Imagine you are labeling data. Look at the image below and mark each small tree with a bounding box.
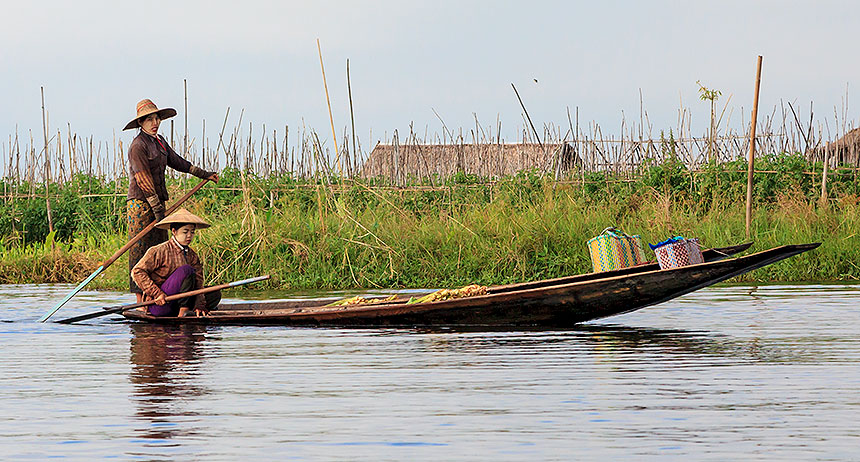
[697,80,721,163]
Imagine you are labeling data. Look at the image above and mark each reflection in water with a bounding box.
[416,324,807,364]
[577,324,804,363]
[0,284,857,459]
[128,323,211,442]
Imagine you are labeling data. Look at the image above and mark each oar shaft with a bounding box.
[57,275,270,324]
[102,178,210,268]
[109,275,270,311]
[40,178,211,322]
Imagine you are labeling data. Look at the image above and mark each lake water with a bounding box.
[1,283,859,461]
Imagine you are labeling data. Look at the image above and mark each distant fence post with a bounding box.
[820,145,830,206]
[746,56,763,238]
[40,87,54,238]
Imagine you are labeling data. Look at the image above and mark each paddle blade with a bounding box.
[38,266,104,323]
[56,305,125,325]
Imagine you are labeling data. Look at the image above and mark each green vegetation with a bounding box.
[1,154,859,289]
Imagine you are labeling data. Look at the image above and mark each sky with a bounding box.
[2,0,859,158]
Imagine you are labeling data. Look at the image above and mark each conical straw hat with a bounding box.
[123,99,177,131]
[155,208,211,230]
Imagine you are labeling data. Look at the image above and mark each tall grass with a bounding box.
[1,156,858,289]
[191,173,858,288]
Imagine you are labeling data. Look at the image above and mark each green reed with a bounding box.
[1,156,858,289]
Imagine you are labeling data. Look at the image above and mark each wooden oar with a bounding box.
[56,275,270,324]
[39,178,212,323]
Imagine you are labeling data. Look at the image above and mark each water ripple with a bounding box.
[1,284,859,460]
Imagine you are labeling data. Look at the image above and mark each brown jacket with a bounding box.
[131,238,206,312]
[127,132,211,205]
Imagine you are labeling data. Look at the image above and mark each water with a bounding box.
[1,284,859,461]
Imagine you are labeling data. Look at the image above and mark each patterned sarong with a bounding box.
[127,199,167,293]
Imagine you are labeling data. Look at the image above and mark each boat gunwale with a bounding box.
[123,243,818,323]
[210,243,753,313]
[248,243,817,319]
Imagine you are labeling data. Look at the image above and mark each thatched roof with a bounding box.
[814,127,860,166]
[361,142,579,180]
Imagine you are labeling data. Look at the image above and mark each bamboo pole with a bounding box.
[347,59,357,176]
[317,39,341,177]
[746,56,763,238]
[511,83,543,150]
[40,87,54,237]
[184,79,188,157]
[820,145,830,205]
[216,107,230,167]
[183,79,189,189]
[202,118,206,169]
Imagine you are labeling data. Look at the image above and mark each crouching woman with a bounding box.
[132,208,221,317]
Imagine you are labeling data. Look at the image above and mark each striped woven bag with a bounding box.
[587,227,646,272]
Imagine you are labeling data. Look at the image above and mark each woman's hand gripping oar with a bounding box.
[38,178,212,322]
[56,275,270,324]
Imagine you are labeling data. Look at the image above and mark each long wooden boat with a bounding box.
[121,242,816,327]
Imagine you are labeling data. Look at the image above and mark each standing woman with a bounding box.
[123,99,218,303]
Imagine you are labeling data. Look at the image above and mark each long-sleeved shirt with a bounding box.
[131,237,206,312]
[127,132,210,205]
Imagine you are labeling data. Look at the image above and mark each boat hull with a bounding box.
[122,243,816,327]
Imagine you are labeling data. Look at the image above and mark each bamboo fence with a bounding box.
[2,99,859,200]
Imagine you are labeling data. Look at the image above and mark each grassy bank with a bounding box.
[1,155,858,289]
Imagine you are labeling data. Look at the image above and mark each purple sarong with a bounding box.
[147,265,196,317]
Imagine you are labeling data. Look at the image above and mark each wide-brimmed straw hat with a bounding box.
[155,208,211,230]
[123,99,177,131]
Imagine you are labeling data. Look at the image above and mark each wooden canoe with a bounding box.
[121,242,817,327]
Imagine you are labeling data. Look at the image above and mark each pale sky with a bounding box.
[2,0,858,157]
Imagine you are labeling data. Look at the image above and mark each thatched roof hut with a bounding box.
[813,127,860,166]
[361,142,579,182]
